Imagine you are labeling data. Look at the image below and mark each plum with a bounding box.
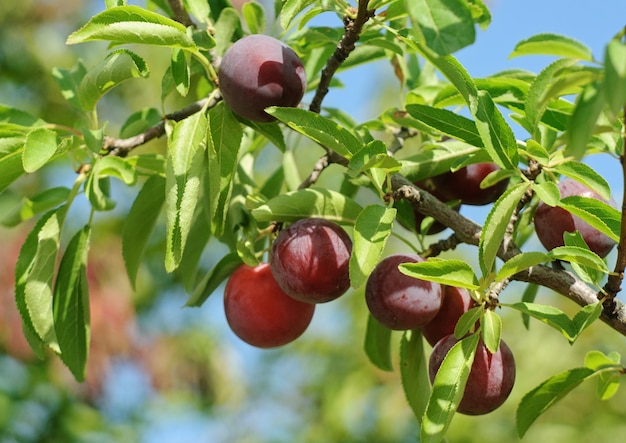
[218,34,306,122]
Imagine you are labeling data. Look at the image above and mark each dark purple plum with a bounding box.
[534,178,616,258]
[436,162,509,206]
[422,285,474,346]
[365,253,442,330]
[270,218,352,304]
[429,335,516,415]
[218,34,306,122]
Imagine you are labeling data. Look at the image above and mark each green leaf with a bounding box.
[66,5,196,48]
[2,186,71,227]
[471,90,518,169]
[399,258,479,290]
[552,161,611,201]
[165,111,208,272]
[399,140,480,182]
[85,174,115,211]
[510,33,593,60]
[350,205,396,289]
[96,155,138,185]
[604,37,626,116]
[421,333,480,443]
[405,104,483,147]
[364,314,394,372]
[559,195,620,242]
[15,208,67,354]
[478,182,531,276]
[348,141,401,176]
[207,102,243,236]
[523,139,550,164]
[565,81,605,160]
[503,302,576,340]
[516,367,596,437]
[280,0,316,30]
[267,107,362,158]
[52,62,88,111]
[547,246,609,273]
[53,226,91,381]
[213,8,241,57]
[186,252,243,307]
[481,310,501,354]
[563,231,603,284]
[171,47,190,97]
[406,0,476,56]
[120,107,162,138]
[520,283,539,329]
[252,187,363,224]
[454,306,482,338]
[0,138,26,194]
[242,1,266,34]
[400,330,430,421]
[122,175,166,288]
[23,128,58,173]
[532,181,560,206]
[79,49,150,111]
[571,302,603,341]
[496,251,550,282]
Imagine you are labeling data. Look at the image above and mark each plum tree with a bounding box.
[422,285,475,346]
[224,263,315,348]
[534,178,616,258]
[270,218,352,303]
[365,253,443,330]
[218,34,306,122]
[429,335,516,415]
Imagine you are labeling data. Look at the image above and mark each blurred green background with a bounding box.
[1,1,625,442]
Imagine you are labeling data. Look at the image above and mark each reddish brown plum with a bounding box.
[218,34,306,122]
[365,254,443,330]
[422,285,474,346]
[429,335,516,415]
[270,218,353,303]
[224,263,315,348]
[534,178,616,258]
[437,163,509,206]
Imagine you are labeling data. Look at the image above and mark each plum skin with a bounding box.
[534,178,616,258]
[365,253,443,330]
[218,34,306,122]
[224,263,315,348]
[437,162,508,206]
[422,285,474,346]
[429,335,516,415]
[270,218,353,304]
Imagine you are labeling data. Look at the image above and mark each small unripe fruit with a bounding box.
[224,263,315,348]
[365,253,443,330]
[270,218,353,303]
[218,34,306,122]
[534,178,616,258]
[429,335,516,415]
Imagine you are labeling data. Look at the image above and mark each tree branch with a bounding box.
[103,94,220,157]
[308,0,374,113]
[390,173,626,337]
[168,0,194,27]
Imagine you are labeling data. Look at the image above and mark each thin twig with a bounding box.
[309,0,374,113]
[602,105,626,314]
[103,94,221,157]
[168,0,194,27]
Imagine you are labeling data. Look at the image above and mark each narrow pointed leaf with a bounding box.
[400,330,430,421]
[400,258,479,290]
[252,187,363,224]
[186,252,243,307]
[604,37,626,116]
[53,226,91,381]
[547,246,609,273]
[571,301,603,342]
[165,111,207,272]
[496,251,550,282]
[565,81,605,160]
[364,314,394,371]
[516,367,596,437]
[503,302,576,340]
[123,175,166,288]
[481,310,501,354]
[510,33,593,60]
[552,161,611,201]
[405,104,482,147]
[350,205,396,289]
[479,182,531,276]
[23,128,58,173]
[67,5,195,48]
[559,195,620,241]
[421,333,480,442]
